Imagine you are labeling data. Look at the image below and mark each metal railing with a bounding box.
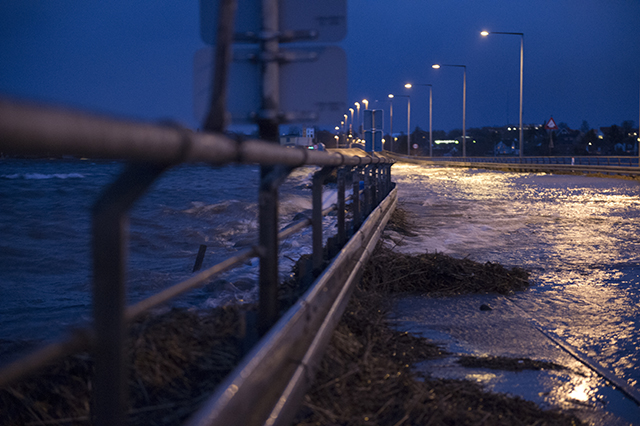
[0,98,395,425]
[385,151,640,179]
[427,155,639,167]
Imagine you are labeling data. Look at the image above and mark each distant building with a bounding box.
[280,136,314,147]
[494,141,518,155]
[305,127,315,138]
[280,126,317,148]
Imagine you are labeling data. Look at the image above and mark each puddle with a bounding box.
[390,294,640,426]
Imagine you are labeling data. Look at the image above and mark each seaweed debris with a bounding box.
[457,355,567,372]
[361,242,530,296]
[384,203,417,237]
[293,209,583,426]
[0,306,245,426]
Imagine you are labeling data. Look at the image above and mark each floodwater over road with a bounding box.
[387,163,640,424]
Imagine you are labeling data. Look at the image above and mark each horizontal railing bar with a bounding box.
[0,329,93,389]
[384,152,640,177]
[125,248,257,322]
[0,98,392,167]
[278,203,338,240]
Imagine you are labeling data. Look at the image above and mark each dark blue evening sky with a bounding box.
[1,1,639,133]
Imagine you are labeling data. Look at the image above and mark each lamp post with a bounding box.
[343,114,348,147]
[349,108,354,134]
[354,102,361,136]
[405,83,433,157]
[362,99,369,110]
[481,30,524,158]
[387,94,394,147]
[432,63,466,157]
[392,94,411,155]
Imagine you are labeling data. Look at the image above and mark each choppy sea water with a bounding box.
[0,159,337,361]
[387,163,640,423]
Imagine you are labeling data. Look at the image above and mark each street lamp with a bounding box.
[349,108,354,133]
[391,94,411,155]
[481,30,524,158]
[387,94,394,147]
[362,99,369,110]
[354,102,361,136]
[432,63,466,157]
[405,82,433,157]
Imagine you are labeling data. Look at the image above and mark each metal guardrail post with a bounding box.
[363,166,371,216]
[337,167,346,245]
[258,165,291,337]
[312,167,333,271]
[385,164,392,195]
[371,165,378,205]
[352,167,361,231]
[92,162,168,426]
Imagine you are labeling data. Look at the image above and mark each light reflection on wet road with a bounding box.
[388,163,640,424]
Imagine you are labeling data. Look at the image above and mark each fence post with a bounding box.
[92,163,167,426]
[363,165,372,216]
[312,167,332,271]
[258,165,290,337]
[337,167,346,245]
[352,167,361,231]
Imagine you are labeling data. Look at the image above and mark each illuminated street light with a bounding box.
[481,30,524,158]
[354,102,361,135]
[349,108,354,133]
[388,94,394,143]
[432,63,466,157]
[405,82,433,157]
[362,99,369,110]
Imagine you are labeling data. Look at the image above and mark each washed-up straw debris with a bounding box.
[0,306,245,426]
[293,206,584,426]
[294,288,582,425]
[457,355,567,372]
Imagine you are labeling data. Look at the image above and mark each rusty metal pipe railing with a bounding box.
[0,96,395,425]
[0,99,392,167]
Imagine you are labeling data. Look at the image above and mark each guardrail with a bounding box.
[384,151,640,179]
[0,98,395,426]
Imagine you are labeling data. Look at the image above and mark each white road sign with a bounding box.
[194,46,347,125]
[200,0,347,44]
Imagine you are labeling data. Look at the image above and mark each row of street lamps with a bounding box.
[342,29,524,157]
